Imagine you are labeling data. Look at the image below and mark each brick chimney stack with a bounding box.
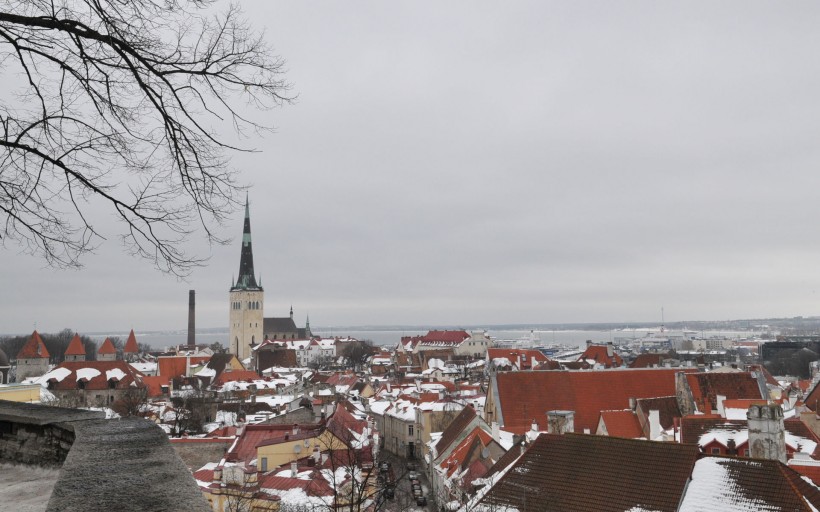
[187,290,195,348]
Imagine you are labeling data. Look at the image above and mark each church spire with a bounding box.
[232,194,261,291]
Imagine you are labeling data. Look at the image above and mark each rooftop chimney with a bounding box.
[547,410,575,434]
[747,403,786,463]
[649,410,661,440]
[187,290,195,348]
[491,421,500,443]
[291,461,298,478]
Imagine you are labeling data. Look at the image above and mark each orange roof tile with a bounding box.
[441,427,494,477]
[158,355,210,378]
[578,345,623,368]
[213,370,259,386]
[599,410,643,438]
[124,329,139,353]
[142,375,171,397]
[98,337,117,355]
[685,372,764,413]
[17,330,49,359]
[64,334,86,356]
[494,368,695,434]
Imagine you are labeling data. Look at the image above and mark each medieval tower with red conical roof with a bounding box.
[16,330,50,381]
[65,333,87,362]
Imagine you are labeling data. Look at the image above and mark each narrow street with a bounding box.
[375,450,433,512]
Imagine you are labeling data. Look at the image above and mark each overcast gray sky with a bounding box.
[3,0,820,335]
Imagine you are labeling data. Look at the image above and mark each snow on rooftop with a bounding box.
[75,367,101,381]
[129,362,156,373]
[195,366,216,378]
[106,368,127,381]
[41,367,72,383]
[679,458,782,512]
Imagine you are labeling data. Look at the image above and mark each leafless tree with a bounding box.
[0,0,291,275]
[111,385,148,417]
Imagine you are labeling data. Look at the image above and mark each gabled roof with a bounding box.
[213,370,259,386]
[599,410,643,438]
[65,334,86,356]
[124,329,139,353]
[679,456,820,511]
[493,368,694,434]
[679,416,820,456]
[629,352,674,368]
[435,406,478,455]
[439,427,495,477]
[142,375,171,397]
[487,348,551,370]
[264,317,299,334]
[42,360,145,391]
[477,433,700,512]
[158,355,210,378]
[577,344,623,368]
[423,330,470,343]
[685,372,764,413]
[17,331,49,359]
[635,396,682,431]
[98,337,117,355]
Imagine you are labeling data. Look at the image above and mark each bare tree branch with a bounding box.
[0,0,292,275]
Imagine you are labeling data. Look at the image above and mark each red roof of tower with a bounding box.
[17,331,49,359]
[124,329,139,353]
[98,337,117,355]
[64,334,86,356]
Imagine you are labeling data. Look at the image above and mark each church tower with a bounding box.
[229,197,264,361]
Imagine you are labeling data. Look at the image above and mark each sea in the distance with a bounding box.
[82,327,763,351]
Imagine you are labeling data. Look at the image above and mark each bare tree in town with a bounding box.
[0,0,291,274]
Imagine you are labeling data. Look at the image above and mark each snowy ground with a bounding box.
[0,462,60,511]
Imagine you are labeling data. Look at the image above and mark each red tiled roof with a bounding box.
[629,353,673,368]
[258,471,334,497]
[440,427,494,477]
[98,337,117,355]
[423,330,470,343]
[478,434,700,512]
[124,329,139,353]
[635,396,682,432]
[64,334,86,356]
[157,355,210,378]
[577,345,623,368]
[142,375,170,397]
[44,360,145,391]
[228,424,322,466]
[213,370,259,386]
[494,368,695,434]
[487,349,551,370]
[746,364,780,387]
[435,406,478,456]
[599,410,643,438]
[685,372,764,413]
[17,331,49,359]
[789,460,820,487]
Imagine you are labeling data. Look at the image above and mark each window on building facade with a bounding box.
[261,457,268,471]
[711,447,721,454]
[408,425,414,436]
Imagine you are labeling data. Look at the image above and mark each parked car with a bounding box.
[416,496,428,506]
